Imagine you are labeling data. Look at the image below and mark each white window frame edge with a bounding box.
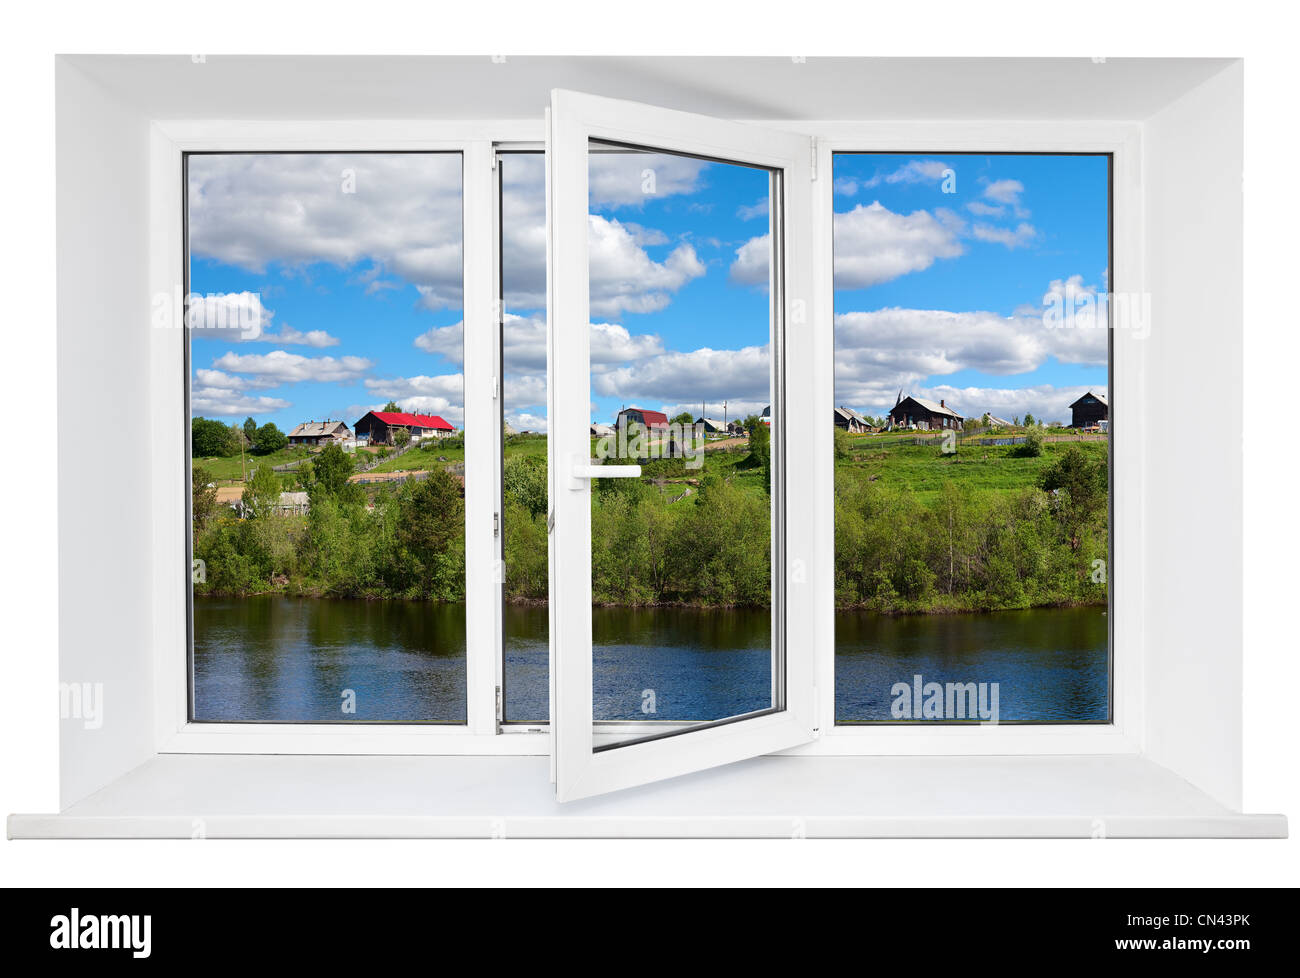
[151,117,1141,761]
[547,90,818,802]
[152,119,549,757]
[787,120,1143,757]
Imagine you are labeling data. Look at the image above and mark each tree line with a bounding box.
[192,415,288,457]
[194,436,1107,614]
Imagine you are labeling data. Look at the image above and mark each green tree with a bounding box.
[1040,445,1107,551]
[833,427,852,461]
[670,411,695,426]
[191,417,238,457]
[1023,412,1037,427]
[252,422,287,455]
[1013,428,1044,458]
[393,426,411,447]
[192,466,219,546]
[241,464,283,518]
[242,416,257,443]
[307,442,357,503]
[383,401,400,412]
[503,454,547,518]
[742,415,771,492]
[394,469,466,599]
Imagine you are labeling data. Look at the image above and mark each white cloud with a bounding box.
[193,368,276,391]
[187,153,464,309]
[187,292,339,346]
[248,323,339,347]
[832,202,965,289]
[593,344,771,404]
[188,291,272,339]
[729,233,771,286]
[836,159,951,195]
[190,389,291,417]
[831,275,1109,412]
[211,350,373,384]
[507,411,549,433]
[621,223,670,246]
[910,383,1105,428]
[588,215,705,316]
[363,374,464,421]
[415,314,663,372]
[972,222,1038,249]
[497,157,707,317]
[965,200,1004,217]
[834,308,1050,380]
[588,152,708,207]
[656,399,769,423]
[737,198,769,221]
[983,179,1025,206]
[980,178,1031,219]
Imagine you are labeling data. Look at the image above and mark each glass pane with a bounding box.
[831,152,1111,724]
[499,151,551,723]
[586,142,779,750]
[187,152,467,723]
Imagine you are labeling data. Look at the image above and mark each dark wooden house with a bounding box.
[833,406,870,432]
[1069,391,1108,428]
[887,394,964,431]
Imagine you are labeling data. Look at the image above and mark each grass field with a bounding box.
[191,444,316,483]
[835,430,1108,503]
[193,428,1106,504]
[365,439,467,473]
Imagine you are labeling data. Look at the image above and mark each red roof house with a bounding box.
[354,410,455,445]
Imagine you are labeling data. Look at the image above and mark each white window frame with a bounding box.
[547,91,818,801]
[151,117,1141,762]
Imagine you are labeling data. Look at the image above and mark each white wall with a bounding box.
[51,54,1249,811]
[56,59,156,806]
[1141,61,1244,808]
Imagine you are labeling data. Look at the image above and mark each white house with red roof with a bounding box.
[353,410,456,445]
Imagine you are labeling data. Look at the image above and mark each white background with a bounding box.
[1,0,1295,886]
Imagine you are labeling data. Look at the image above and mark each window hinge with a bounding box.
[493,512,500,538]
[810,137,818,181]
[546,509,555,535]
[495,685,503,723]
[492,374,499,399]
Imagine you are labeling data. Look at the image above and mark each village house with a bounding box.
[590,422,615,439]
[1069,391,1109,429]
[287,419,352,447]
[833,406,871,432]
[353,410,455,446]
[615,407,670,434]
[695,417,728,435]
[887,394,964,431]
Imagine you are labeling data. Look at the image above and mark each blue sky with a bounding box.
[189,149,1109,437]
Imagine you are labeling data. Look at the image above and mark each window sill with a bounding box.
[9,753,1285,839]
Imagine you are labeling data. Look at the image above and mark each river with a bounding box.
[192,597,1107,724]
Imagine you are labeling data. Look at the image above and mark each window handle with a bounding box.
[568,454,641,490]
